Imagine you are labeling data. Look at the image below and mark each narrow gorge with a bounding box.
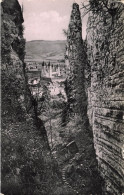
[1,0,124,195]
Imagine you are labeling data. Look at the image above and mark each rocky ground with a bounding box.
[38,89,103,195]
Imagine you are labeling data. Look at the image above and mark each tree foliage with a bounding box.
[81,0,124,19]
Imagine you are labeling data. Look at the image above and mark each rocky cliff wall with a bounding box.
[1,0,27,120]
[1,1,59,194]
[86,1,124,194]
[64,3,102,194]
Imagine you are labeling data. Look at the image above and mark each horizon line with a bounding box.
[26,39,67,42]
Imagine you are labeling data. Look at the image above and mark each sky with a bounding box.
[18,0,89,41]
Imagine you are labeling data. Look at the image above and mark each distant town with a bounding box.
[25,60,67,99]
[26,60,66,78]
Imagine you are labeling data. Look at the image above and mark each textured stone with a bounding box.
[64,3,102,194]
[87,1,124,194]
[1,1,55,194]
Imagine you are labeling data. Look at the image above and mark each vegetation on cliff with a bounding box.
[1,1,63,194]
[2,0,123,194]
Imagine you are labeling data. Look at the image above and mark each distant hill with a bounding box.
[25,40,66,62]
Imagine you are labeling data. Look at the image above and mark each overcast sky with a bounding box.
[18,0,88,41]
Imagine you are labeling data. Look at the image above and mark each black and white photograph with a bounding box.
[1,0,124,194]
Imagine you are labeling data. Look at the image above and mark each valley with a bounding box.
[1,0,124,195]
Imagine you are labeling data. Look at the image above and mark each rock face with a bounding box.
[1,0,27,124]
[65,1,124,194]
[1,1,59,194]
[65,3,102,194]
[86,1,124,194]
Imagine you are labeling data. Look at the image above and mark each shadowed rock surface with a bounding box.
[1,0,63,194]
[86,1,124,194]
